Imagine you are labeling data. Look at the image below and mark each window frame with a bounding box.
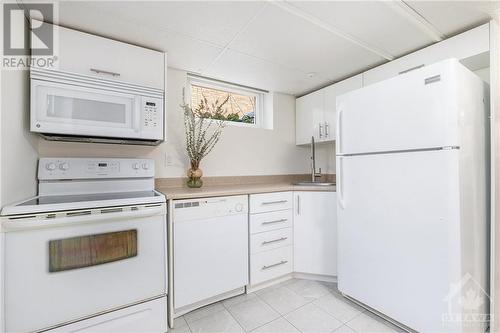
[187,75,266,128]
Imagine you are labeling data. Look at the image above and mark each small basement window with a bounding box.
[188,75,269,128]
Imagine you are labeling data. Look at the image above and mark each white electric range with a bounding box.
[0,158,168,333]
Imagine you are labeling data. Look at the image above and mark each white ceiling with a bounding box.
[26,0,500,95]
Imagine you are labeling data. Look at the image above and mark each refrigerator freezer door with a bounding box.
[336,59,462,155]
[337,149,464,332]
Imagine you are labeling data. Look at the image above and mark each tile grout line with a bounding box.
[181,279,391,333]
[245,291,285,331]
[281,295,350,333]
[252,284,338,333]
[221,298,249,332]
[256,288,317,316]
[184,302,227,327]
[231,289,301,332]
[184,318,194,333]
[251,281,344,331]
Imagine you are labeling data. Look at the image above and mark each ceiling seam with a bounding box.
[222,46,332,80]
[270,0,395,61]
[202,2,269,74]
[384,0,446,42]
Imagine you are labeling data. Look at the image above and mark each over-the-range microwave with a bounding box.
[30,68,165,145]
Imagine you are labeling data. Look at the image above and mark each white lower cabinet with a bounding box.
[293,191,337,276]
[249,192,293,286]
[248,190,337,287]
[250,246,293,285]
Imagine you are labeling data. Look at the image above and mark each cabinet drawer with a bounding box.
[250,228,292,254]
[37,22,165,89]
[47,297,167,333]
[250,210,292,234]
[250,192,293,213]
[250,246,293,285]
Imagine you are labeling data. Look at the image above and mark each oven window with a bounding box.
[49,230,137,272]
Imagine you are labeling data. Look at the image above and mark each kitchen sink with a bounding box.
[293,181,336,186]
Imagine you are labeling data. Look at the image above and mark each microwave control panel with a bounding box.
[142,98,162,129]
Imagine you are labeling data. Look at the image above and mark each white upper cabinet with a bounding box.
[33,21,165,89]
[296,89,323,145]
[296,75,363,145]
[363,23,489,86]
[296,23,489,146]
[323,74,363,143]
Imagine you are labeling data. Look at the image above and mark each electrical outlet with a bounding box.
[164,152,173,167]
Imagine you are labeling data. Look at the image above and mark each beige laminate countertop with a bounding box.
[156,182,336,200]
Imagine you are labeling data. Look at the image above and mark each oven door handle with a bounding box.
[0,204,166,232]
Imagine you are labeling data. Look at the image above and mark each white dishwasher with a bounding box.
[173,195,249,311]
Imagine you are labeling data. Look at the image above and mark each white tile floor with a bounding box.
[171,279,405,333]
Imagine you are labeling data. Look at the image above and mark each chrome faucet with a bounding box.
[311,136,322,182]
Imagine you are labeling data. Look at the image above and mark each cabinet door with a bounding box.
[363,23,489,86]
[323,75,363,142]
[33,21,165,89]
[296,90,323,145]
[293,191,337,276]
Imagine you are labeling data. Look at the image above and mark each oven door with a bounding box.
[31,79,142,139]
[2,205,167,333]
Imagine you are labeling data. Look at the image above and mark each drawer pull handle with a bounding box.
[262,260,288,270]
[90,68,121,77]
[262,218,287,225]
[262,200,288,205]
[262,237,288,245]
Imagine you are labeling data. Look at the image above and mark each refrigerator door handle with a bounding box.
[337,108,343,153]
[338,157,345,209]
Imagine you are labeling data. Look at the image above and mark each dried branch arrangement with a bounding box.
[182,92,230,170]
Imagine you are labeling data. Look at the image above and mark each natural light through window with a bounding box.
[188,75,265,127]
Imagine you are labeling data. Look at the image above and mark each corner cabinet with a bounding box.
[293,191,337,276]
[295,75,363,145]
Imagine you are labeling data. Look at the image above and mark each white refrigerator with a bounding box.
[336,58,489,333]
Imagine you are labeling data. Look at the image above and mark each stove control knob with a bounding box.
[132,163,140,170]
[142,163,149,170]
[59,162,69,171]
[235,203,243,212]
[46,162,56,171]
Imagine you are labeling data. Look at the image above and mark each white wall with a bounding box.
[475,67,491,83]
[1,67,329,206]
[1,70,39,207]
[37,67,321,176]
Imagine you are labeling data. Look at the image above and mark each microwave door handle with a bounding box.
[47,95,55,116]
[134,97,141,132]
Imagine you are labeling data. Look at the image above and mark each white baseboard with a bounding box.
[293,272,337,283]
[246,274,293,293]
[173,287,245,318]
